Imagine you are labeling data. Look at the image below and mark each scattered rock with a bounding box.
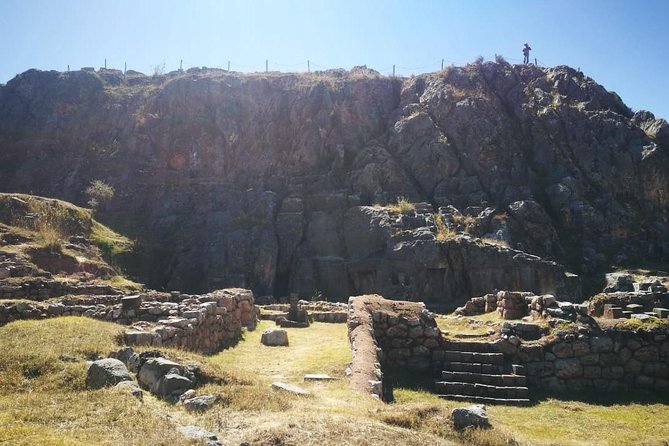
[451,404,491,430]
[261,328,289,346]
[155,373,194,401]
[86,358,131,389]
[178,425,222,446]
[110,347,135,364]
[137,357,184,391]
[179,389,197,403]
[271,382,310,396]
[115,381,144,400]
[304,374,337,381]
[183,394,221,412]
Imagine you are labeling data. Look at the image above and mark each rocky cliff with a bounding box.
[0,62,667,305]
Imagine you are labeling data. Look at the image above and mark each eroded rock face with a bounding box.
[1,64,667,301]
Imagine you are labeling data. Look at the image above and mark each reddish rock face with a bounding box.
[0,64,667,302]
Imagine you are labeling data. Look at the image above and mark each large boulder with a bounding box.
[261,328,289,346]
[155,373,194,401]
[86,358,131,389]
[137,357,184,392]
[451,404,491,430]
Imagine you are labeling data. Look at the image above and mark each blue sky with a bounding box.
[1,0,668,118]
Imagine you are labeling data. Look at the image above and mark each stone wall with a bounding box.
[348,294,669,398]
[456,290,574,320]
[0,277,122,300]
[261,301,348,323]
[514,328,669,393]
[0,288,257,354]
[347,294,445,398]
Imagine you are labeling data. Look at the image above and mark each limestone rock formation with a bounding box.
[0,63,667,305]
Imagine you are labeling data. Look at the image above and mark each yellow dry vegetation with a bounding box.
[1,318,669,445]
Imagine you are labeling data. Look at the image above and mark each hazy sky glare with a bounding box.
[1,0,668,118]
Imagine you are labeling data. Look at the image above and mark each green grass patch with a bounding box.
[616,317,669,331]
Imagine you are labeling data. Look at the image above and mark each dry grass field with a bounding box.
[1,317,668,445]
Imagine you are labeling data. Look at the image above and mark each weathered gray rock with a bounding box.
[1,65,667,305]
[110,347,135,366]
[155,373,194,400]
[451,404,491,430]
[115,380,144,400]
[261,328,289,346]
[554,358,583,379]
[178,425,222,446]
[86,358,131,389]
[183,394,220,412]
[271,382,310,396]
[590,337,613,353]
[137,357,184,391]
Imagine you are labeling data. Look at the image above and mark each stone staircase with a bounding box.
[435,340,530,405]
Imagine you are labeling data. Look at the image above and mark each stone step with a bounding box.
[442,351,505,365]
[442,362,505,374]
[654,307,669,318]
[438,394,530,406]
[441,371,526,386]
[435,381,529,399]
[441,340,499,353]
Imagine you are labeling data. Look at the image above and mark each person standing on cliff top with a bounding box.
[523,43,532,64]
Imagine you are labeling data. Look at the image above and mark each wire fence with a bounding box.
[73,54,553,79]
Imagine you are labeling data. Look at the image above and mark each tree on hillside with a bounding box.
[85,180,114,214]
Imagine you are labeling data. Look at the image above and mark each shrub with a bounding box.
[434,213,457,241]
[151,61,166,77]
[85,180,114,213]
[452,213,476,233]
[494,54,509,65]
[387,197,416,214]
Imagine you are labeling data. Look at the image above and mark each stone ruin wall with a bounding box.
[347,294,446,398]
[348,294,669,397]
[513,329,669,393]
[261,302,348,323]
[0,278,123,300]
[0,288,257,354]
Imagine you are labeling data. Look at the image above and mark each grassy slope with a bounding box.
[1,318,668,445]
[0,193,142,292]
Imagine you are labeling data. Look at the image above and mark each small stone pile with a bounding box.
[88,347,223,409]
